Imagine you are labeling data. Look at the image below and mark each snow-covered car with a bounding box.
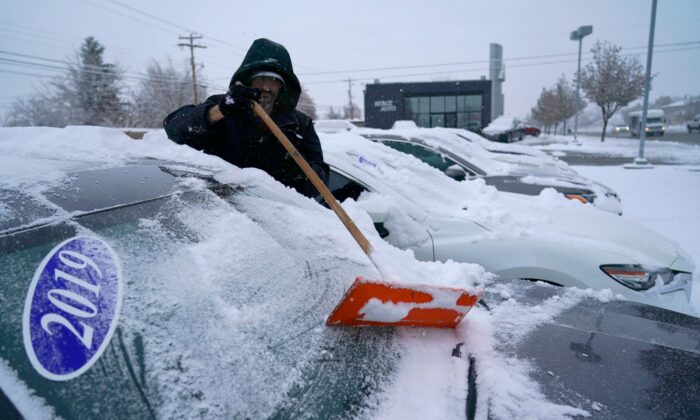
[2,127,699,418]
[356,127,622,215]
[0,126,486,418]
[481,116,524,142]
[320,132,696,316]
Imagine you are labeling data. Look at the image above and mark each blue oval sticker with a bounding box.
[23,236,122,381]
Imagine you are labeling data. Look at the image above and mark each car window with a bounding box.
[319,170,368,203]
[380,140,475,175]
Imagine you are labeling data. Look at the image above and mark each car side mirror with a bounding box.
[445,164,467,181]
[355,195,392,223]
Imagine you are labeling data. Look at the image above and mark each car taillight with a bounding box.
[564,193,595,203]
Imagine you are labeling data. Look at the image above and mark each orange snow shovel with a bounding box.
[247,89,481,328]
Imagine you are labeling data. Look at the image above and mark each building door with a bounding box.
[430,113,457,128]
[430,114,445,127]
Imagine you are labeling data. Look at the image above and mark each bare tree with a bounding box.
[552,75,578,134]
[129,58,198,128]
[531,75,580,135]
[580,41,645,142]
[297,86,317,119]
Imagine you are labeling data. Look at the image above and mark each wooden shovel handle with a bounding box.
[246,93,373,256]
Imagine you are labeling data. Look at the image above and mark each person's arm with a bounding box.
[163,95,224,149]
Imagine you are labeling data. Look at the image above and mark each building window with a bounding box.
[406,94,483,129]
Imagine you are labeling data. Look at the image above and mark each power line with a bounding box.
[106,0,247,54]
[0,50,206,85]
[298,40,700,77]
[302,45,700,86]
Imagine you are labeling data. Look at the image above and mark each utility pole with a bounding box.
[178,33,206,103]
[347,77,354,120]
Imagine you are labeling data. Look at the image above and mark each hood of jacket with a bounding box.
[230,38,302,115]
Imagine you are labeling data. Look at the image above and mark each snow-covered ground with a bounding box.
[523,133,700,164]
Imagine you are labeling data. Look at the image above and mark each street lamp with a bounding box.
[570,25,593,141]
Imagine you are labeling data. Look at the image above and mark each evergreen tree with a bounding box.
[6,36,126,127]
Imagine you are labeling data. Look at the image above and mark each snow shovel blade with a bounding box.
[326,277,481,328]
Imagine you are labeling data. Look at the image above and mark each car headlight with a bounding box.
[600,265,689,292]
[601,265,657,291]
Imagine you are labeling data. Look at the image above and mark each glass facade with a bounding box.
[405,94,483,129]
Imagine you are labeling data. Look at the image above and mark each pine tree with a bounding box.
[6,36,126,127]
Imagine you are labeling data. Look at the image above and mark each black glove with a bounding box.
[218,85,261,117]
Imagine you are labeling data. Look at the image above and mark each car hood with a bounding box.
[477,194,689,269]
[478,281,700,419]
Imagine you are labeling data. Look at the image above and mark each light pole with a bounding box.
[570,25,593,141]
[634,0,658,166]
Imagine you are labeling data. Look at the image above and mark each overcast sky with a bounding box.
[1,0,699,120]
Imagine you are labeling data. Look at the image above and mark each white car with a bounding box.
[320,132,696,316]
[356,126,623,215]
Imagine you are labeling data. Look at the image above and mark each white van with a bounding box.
[627,109,666,137]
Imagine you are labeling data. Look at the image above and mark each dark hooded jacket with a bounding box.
[163,38,328,197]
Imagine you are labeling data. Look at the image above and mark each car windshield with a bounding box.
[0,172,397,418]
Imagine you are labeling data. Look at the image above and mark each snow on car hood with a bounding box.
[321,132,687,268]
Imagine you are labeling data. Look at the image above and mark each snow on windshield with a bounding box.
[0,358,56,420]
[1,126,493,417]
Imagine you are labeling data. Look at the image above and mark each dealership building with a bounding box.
[364,43,505,130]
